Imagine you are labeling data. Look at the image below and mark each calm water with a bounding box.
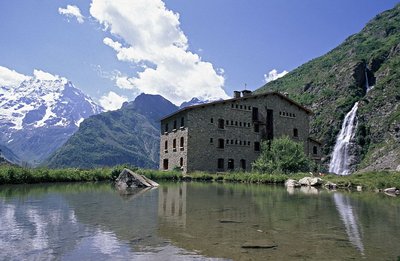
[0,182,399,261]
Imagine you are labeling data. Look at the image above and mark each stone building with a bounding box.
[159,91,321,173]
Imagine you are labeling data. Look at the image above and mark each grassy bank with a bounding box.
[0,165,399,191]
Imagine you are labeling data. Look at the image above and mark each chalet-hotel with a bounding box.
[159,90,321,173]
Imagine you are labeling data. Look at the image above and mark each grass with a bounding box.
[0,165,399,191]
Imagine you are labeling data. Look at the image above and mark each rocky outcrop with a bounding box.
[298,177,323,186]
[115,168,159,190]
[285,179,300,187]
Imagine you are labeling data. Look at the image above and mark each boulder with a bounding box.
[285,179,300,187]
[115,168,159,190]
[310,177,323,186]
[299,177,322,186]
[299,177,312,186]
[325,181,337,189]
[384,187,399,195]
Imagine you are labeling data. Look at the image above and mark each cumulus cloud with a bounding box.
[90,0,228,105]
[99,91,128,111]
[264,69,288,83]
[58,5,85,24]
[0,66,30,87]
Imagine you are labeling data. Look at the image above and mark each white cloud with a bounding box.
[58,5,85,24]
[0,66,30,87]
[33,69,67,83]
[99,91,128,111]
[90,0,228,105]
[264,69,288,83]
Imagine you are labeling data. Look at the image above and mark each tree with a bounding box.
[252,136,312,174]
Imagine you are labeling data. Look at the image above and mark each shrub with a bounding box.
[252,136,312,174]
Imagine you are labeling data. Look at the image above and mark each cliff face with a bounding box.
[256,4,400,172]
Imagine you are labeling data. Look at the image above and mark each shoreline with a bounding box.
[0,165,399,193]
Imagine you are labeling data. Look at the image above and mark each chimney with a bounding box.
[233,91,241,98]
[242,90,252,97]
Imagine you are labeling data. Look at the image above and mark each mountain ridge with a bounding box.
[45,93,178,169]
[255,3,400,172]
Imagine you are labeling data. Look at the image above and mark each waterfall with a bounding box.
[365,68,373,93]
[329,102,359,175]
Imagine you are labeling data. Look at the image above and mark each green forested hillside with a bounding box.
[256,4,400,172]
[45,94,177,169]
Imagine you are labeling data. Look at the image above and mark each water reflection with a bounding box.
[0,183,399,260]
[333,193,365,255]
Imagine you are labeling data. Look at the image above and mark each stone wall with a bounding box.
[160,93,318,173]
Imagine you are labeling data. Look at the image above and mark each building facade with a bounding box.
[159,91,322,173]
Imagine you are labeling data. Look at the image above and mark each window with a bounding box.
[180,137,184,149]
[293,128,298,138]
[163,159,169,170]
[254,123,259,132]
[180,117,184,127]
[218,138,225,149]
[235,140,238,145]
[226,120,229,125]
[248,123,251,127]
[218,118,225,129]
[235,121,238,126]
[231,139,234,144]
[173,120,177,130]
[210,118,214,123]
[231,104,234,108]
[235,104,238,109]
[180,157,184,167]
[240,159,246,170]
[252,107,259,121]
[226,139,229,144]
[231,120,234,125]
[210,138,214,143]
[313,146,318,155]
[254,142,260,152]
[240,105,243,109]
[217,158,224,170]
[239,140,242,145]
[227,159,234,170]
[173,139,177,151]
[248,141,251,146]
[165,123,169,132]
[164,140,168,151]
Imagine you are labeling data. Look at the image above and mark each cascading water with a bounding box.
[329,102,359,175]
[329,66,373,175]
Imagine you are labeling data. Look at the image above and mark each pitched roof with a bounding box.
[161,91,313,121]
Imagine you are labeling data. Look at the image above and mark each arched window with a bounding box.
[180,137,184,150]
[164,140,168,151]
[173,139,176,151]
[180,157,183,167]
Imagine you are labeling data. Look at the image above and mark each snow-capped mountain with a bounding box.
[0,72,103,165]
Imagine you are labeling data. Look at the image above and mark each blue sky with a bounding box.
[0,0,398,109]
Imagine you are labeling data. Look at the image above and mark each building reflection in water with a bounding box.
[333,193,365,255]
[158,183,187,227]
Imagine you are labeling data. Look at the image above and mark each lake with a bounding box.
[0,182,399,260]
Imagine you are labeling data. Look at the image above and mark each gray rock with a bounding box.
[285,179,300,187]
[242,239,277,249]
[299,177,312,186]
[384,187,399,195]
[310,177,323,186]
[325,181,337,189]
[116,168,159,189]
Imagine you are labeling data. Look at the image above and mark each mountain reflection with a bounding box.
[333,193,365,255]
